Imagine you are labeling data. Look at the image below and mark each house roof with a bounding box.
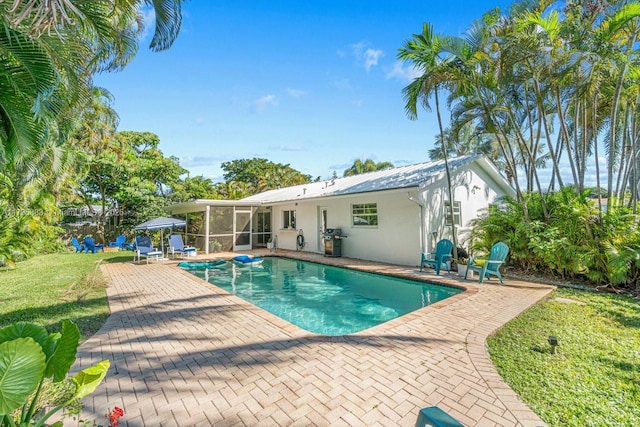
[240,154,512,204]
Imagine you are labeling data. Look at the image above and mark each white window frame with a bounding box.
[283,210,296,229]
[351,203,378,227]
[444,201,461,226]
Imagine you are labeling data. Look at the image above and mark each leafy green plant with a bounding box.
[0,320,109,426]
[471,188,640,291]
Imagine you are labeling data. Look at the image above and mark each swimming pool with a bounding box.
[180,257,461,335]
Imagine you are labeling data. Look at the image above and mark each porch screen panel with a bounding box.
[186,212,205,251]
[209,207,234,251]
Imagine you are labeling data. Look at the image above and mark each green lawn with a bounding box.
[0,251,130,339]
[487,288,640,427]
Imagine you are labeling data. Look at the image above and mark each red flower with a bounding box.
[106,406,124,427]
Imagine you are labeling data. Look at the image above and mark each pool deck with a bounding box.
[73,250,554,426]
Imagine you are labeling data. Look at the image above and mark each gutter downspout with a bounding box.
[408,195,426,255]
[205,205,210,255]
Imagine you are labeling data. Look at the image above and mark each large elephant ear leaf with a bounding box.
[0,322,49,348]
[71,360,110,400]
[0,338,46,415]
[47,320,80,382]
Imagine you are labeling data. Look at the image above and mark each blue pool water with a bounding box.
[180,257,461,335]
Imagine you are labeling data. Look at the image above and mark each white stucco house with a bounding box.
[166,155,515,267]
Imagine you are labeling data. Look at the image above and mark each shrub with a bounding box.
[470,188,640,291]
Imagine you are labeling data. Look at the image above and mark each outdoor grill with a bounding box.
[322,228,345,257]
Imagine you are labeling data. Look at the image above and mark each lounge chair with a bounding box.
[420,239,453,275]
[133,235,163,263]
[83,237,104,253]
[465,241,509,284]
[71,237,84,253]
[108,235,127,249]
[167,234,197,258]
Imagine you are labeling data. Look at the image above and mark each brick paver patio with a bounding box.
[73,251,553,426]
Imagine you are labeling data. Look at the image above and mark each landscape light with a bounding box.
[548,335,559,354]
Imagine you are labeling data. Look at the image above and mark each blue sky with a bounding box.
[95,1,515,182]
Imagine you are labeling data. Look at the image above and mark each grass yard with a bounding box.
[0,251,130,339]
[488,288,640,427]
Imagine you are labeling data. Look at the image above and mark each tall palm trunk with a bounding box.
[608,31,637,204]
[434,90,458,260]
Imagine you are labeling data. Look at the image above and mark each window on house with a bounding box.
[444,201,461,226]
[283,210,296,229]
[352,203,378,226]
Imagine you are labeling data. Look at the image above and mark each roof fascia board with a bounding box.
[258,185,421,206]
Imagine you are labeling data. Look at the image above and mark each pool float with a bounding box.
[232,255,264,266]
[177,260,227,269]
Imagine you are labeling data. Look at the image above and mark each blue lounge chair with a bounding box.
[133,235,163,263]
[83,237,104,253]
[465,241,509,284]
[167,234,197,258]
[71,237,84,253]
[420,239,453,275]
[108,235,127,249]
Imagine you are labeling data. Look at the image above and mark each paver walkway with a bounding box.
[73,252,553,426]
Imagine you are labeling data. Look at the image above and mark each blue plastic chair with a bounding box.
[71,237,84,253]
[420,239,453,275]
[108,235,126,249]
[416,406,463,427]
[465,242,509,284]
[83,237,104,253]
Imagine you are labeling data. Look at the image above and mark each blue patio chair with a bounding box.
[108,235,127,249]
[465,241,509,284]
[167,234,197,258]
[83,237,104,253]
[133,235,163,263]
[71,237,84,253]
[121,240,135,251]
[420,239,453,275]
[416,406,463,427]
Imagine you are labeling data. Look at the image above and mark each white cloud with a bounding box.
[139,6,156,43]
[346,42,384,71]
[268,144,306,152]
[331,78,352,90]
[363,48,384,72]
[286,88,307,98]
[386,61,422,82]
[180,156,220,167]
[253,94,279,112]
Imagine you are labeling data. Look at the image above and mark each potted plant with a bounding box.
[267,238,275,250]
[212,240,222,253]
[455,258,473,278]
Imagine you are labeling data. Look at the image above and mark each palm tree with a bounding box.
[343,159,394,176]
[398,22,460,258]
[0,0,183,169]
[2,0,183,52]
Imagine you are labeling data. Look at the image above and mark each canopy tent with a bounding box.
[133,216,187,253]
